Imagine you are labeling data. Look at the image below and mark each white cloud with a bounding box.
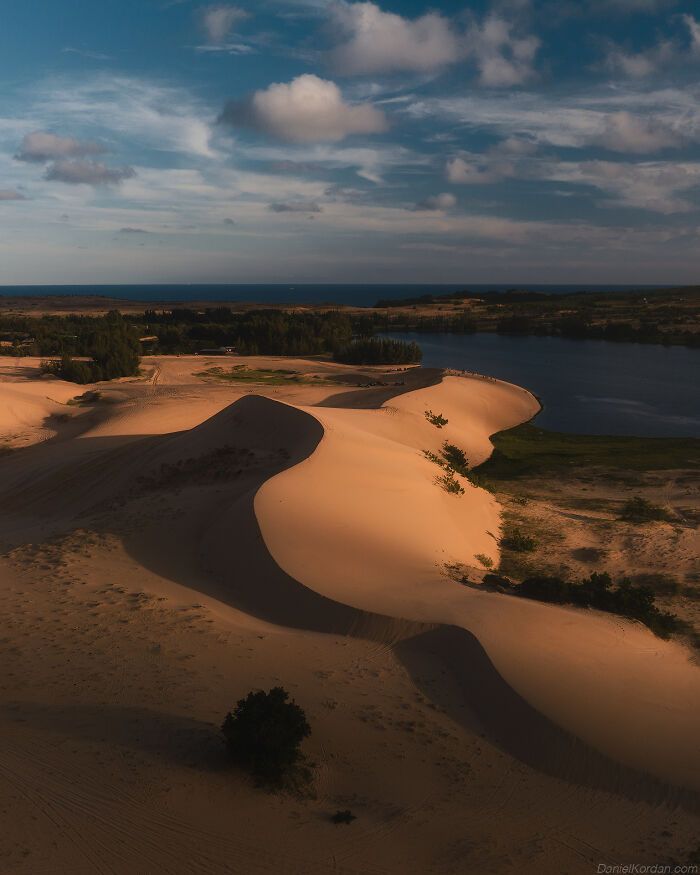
[33,77,218,159]
[683,15,700,54]
[329,2,462,75]
[594,111,682,152]
[406,86,700,153]
[45,159,135,185]
[219,74,388,143]
[542,159,700,214]
[16,131,105,163]
[269,201,323,213]
[602,40,674,77]
[201,5,248,45]
[413,192,456,211]
[0,189,25,201]
[446,152,518,184]
[466,15,540,87]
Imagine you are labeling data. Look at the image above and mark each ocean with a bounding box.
[0,283,672,308]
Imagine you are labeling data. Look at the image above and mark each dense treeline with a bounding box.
[333,337,422,365]
[38,311,140,383]
[373,287,700,347]
[1,307,423,371]
[137,308,355,356]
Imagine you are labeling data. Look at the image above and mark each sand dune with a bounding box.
[257,377,700,794]
[0,355,698,873]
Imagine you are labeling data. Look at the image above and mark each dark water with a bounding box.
[0,283,669,307]
[391,332,700,437]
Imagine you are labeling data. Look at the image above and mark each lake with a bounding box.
[389,332,700,437]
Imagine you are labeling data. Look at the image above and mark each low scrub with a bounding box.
[500,528,538,553]
[620,496,672,523]
[441,442,468,476]
[515,572,680,639]
[436,472,465,495]
[425,410,448,428]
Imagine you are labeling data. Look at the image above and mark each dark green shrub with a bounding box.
[518,575,571,603]
[425,410,448,428]
[516,572,680,639]
[331,810,356,825]
[436,472,465,495]
[222,687,311,783]
[441,442,468,476]
[500,528,538,552]
[620,496,671,523]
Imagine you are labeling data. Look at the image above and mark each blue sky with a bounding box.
[1,0,700,284]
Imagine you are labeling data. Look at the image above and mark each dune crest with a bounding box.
[256,375,700,794]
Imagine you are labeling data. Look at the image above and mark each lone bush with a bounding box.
[331,810,356,825]
[425,410,448,428]
[222,687,311,783]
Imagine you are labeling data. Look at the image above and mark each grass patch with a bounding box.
[196,366,331,386]
[620,496,673,523]
[500,527,538,552]
[476,423,700,481]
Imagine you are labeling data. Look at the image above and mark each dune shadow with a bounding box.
[0,702,228,771]
[397,626,700,811]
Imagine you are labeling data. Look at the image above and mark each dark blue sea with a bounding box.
[0,283,671,307]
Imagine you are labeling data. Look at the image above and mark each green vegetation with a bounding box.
[474,553,494,569]
[436,471,465,495]
[196,366,331,386]
[620,496,673,523]
[441,442,468,476]
[513,572,680,639]
[373,286,700,348]
[500,527,538,552]
[331,810,356,825]
[222,687,311,785]
[39,311,140,383]
[425,410,448,428]
[476,423,700,481]
[333,336,421,365]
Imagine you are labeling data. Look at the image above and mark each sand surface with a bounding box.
[0,354,698,874]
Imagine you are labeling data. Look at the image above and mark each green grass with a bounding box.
[196,366,331,386]
[476,423,700,479]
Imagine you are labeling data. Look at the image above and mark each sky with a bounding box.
[1,0,700,285]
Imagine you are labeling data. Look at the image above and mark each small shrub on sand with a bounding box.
[436,472,465,495]
[441,442,469,476]
[425,410,448,428]
[474,553,494,569]
[500,528,538,553]
[222,687,310,784]
[620,496,672,523]
[331,810,356,825]
[516,572,680,638]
